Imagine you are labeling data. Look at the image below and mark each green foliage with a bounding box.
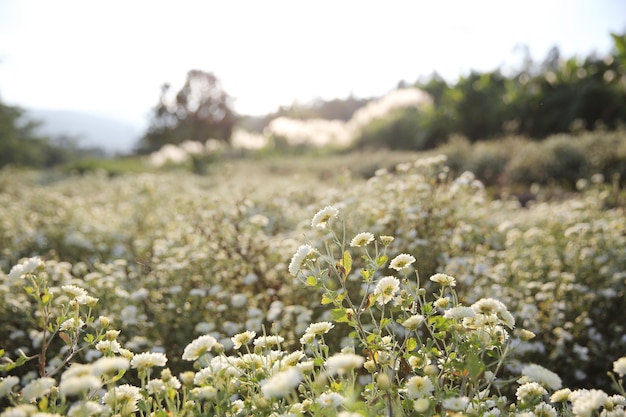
[136,70,237,154]
[366,34,626,151]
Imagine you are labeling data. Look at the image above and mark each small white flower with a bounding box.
[316,391,345,407]
[402,314,425,330]
[305,321,334,336]
[61,285,88,298]
[389,253,416,271]
[613,356,626,377]
[288,244,317,276]
[253,335,284,348]
[59,317,85,332]
[570,389,609,417]
[350,232,375,247]
[405,375,434,399]
[92,357,130,376]
[8,257,44,279]
[231,331,256,349]
[21,377,56,402]
[374,276,400,306]
[442,396,469,411]
[516,382,548,403]
[550,388,572,403]
[102,384,142,413]
[67,401,103,417]
[130,352,167,370]
[430,273,457,287]
[261,367,302,399]
[0,376,20,398]
[520,363,562,390]
[311,206,339,228]
[325,353,365,376]
[182,335,217,361]
[95,340,121,354]
[444,306,476,321]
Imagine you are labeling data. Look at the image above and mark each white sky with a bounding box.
[0,0,625,128]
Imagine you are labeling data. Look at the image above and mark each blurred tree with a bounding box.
[135,70,237,154]
[0,99,48,168]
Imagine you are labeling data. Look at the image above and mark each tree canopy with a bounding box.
[135,70,237,154]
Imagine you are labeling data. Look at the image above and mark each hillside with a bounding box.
[27,109,144,154]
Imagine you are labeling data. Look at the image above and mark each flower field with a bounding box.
[1,154,625,416]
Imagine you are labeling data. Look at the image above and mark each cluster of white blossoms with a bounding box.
[7,256,44,280]
[300,321,334,344]
[264,88,432,148]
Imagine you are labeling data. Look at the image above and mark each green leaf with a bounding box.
[110,369,127,383]
[360,268,371,281]
[465,351,486,381]
[342,250,352,275]
[406,337,418,352]
[321,294,334,305]
[306,275,317,286]
[331,308,348,323]
[376,255,388,267]
[41,294,52,305]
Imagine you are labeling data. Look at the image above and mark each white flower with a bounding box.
[59,317,85,332]
[350,232,375,247]
[305,321,334,336]
[472,297,507,314]
[288,244,317,276]
[613,356,626,377]
[413,397,431,413]
[325,353,365,376]
[67,401,103,417]
[261,367,302,399]
[570,389,609,417]
[0,376,20,398]
[102,384,142,413]
[429,273,456,287]
[389,253,416,271]
[405,375,434,399]
[402,314,426,330]
[182,335,217,361]
[61,285,88,298]
[516,382,548,403]
[59,372,101,397]
[190,386,217,400]
[550,388,572,403]
[316,391,345,407]
[231,331,256,349]
[534,403,557,417]
[2,405,38,416]
[130,352,167,370]
[442,396,469,411]
[311,206,339,228]
[21,377,56,402]
[520,363,562,390]
[444,306,476,320]
[253,335,284,348]
[92,357,130,376]
[8,256,44,279]
[146,379,166,395]
[374,276,400,306]
[95,340,121,354]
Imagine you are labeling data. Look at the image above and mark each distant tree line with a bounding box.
[353,33,626,151]
[2,33,625,169]
[0,100,102,169]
